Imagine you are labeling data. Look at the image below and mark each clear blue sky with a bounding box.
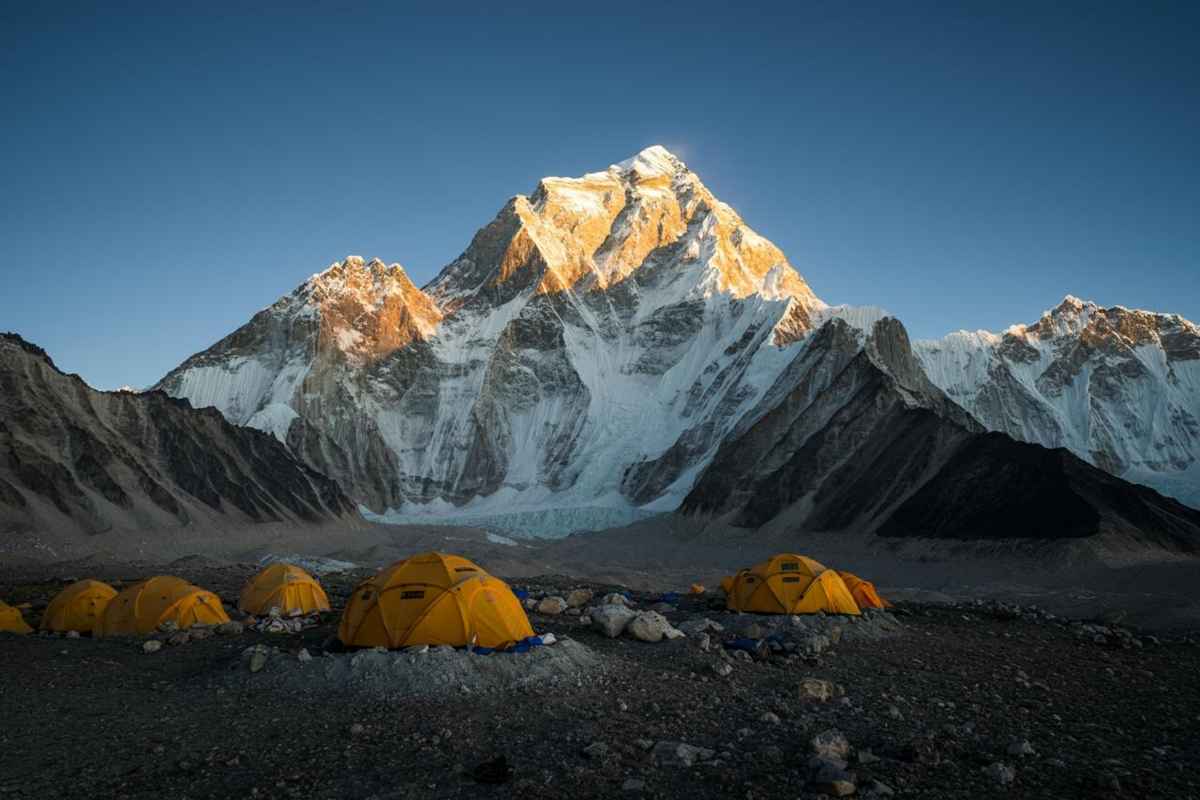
[3,2,1197,390]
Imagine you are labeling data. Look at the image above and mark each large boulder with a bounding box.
[627,611,681,643]
[566,589,594,608]
[590,604,637,638]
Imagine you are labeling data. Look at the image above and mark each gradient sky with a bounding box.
[3,2,1198,389]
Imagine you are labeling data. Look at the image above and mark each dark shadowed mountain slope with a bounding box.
[0,334,358,537]
[683,318,1200,552]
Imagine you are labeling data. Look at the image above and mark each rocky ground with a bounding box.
[1,562,1199,799]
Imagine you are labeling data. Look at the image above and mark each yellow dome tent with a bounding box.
[726,554,861,616]
[838,571,890,610]
[338,552,535,650]
[41,579,117,633]
[1,599,33,635]
[93,576,230,637]
[239,563,331,616]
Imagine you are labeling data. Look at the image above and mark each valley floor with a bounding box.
[2,559,1200,799]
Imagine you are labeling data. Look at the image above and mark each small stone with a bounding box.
[167,631,191,647]
[886,704,903,720]
[246,645,268,673]
[809,756,856,796]
[856,748,880,765]
[621,778,645,792]
[799,677,836,702]
[635,739,654,751]
[157,620,179,634]
[798,634,831,655]
[652,741,714,767]
[142,640,163,653]
[759,711,781,725]
[862,779,895,797]
[677,618,724,636]
[216,621,244,636]
[565,588,594,608]
[582,741,611,760]
[189,627,213,641]
[349,723,365,736]
[1007,739,1035,757]
[268,606,282,619]
[713,662,733,677]
[696,632,712,652]
[600,592,630,607]
[983,762,1016,785]
[537,596,567,615]
[297,648,312,662]
[810,729,850,761]
[65,630,80,639]
[522,598,537,611]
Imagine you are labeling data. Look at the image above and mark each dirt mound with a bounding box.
[229,638,606,700]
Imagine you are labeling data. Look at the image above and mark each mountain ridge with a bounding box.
[915,295,1200,507]
[152,147,1200,533]
[0,332,358,538]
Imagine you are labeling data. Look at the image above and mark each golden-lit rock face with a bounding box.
[306,256,443,363]
[428,145,823,318]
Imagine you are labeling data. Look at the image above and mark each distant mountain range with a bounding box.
[5,146,1196,553]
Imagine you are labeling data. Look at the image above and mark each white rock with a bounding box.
[590,604,637,638]
[627,611,674,643]
[142,640,163,653]
[297,648,312,662]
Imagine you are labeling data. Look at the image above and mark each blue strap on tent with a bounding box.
[513,589,529,600]
[467,634,547,656]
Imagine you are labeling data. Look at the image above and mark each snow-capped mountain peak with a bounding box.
[612,144,685,178]
[425,146,823,315]
[914,299,1200,507]
[157,149,845,531]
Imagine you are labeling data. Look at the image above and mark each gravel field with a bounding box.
[2,562,1198,799]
